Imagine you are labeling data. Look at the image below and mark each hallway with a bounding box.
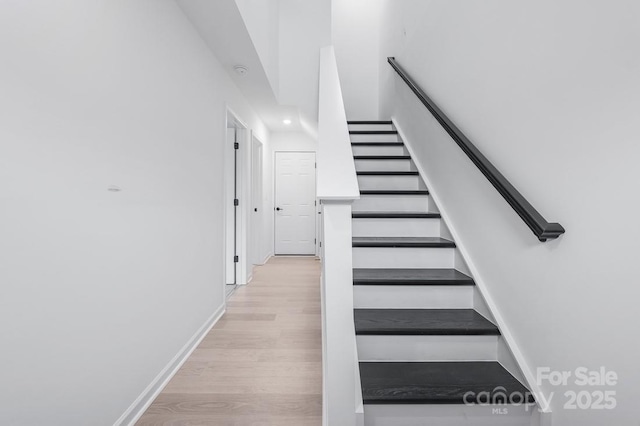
[137,257,322,425]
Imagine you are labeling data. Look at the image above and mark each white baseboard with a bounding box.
[113,304,226,426]
[259,252,273,265]
[244,253,274,285]
[392,118,551,422]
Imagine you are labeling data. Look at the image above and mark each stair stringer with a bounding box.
[392,118,552,425]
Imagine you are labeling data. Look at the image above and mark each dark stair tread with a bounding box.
[348,120,393,125]
[353,268,474,286]
[352,237,455,248]
[360,362,534,405]
[352,212,441,219]
[351,142,404,146]
[356,171,419,176]
[354,309,499,335]
[354,155,410,160]
[350,130,398,134]
[360,190,428,195]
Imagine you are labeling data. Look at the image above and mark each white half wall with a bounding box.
[0,1,268,424]
[378,1,640,425]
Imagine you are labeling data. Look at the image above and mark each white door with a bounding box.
[275,152,316,255]
[251,137,263,265]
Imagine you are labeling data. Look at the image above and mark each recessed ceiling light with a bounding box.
[233,65,248,76]
[283,119,292,125]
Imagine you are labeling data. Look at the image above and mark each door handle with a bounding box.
[276,207,282,211]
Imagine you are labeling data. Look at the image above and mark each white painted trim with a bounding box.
[354,334,365,426]
[259,253,273,265]
[317,46,359,201]
[319,195,361,201]
[246,252,273,286]
[225,106,252,286]
[114,304,226,426]
[393,118,551,418]
[320,202,358,426]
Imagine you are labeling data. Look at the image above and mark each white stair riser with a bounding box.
[354,285,473,309]
[351,133,399,142]
[353,247,455,269]
[355,159,412,171]
[357,335,499,362]
[352,145,406,156]
[352,218,440,237]
[351,139,404,145]
[364,404,534,426]
[348,124,395,131]
[352,195,430,212]
[357,175,421,190]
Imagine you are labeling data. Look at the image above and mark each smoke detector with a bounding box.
[233,65,248,76]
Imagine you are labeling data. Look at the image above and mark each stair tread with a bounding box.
[354,155,410,160]
[360,189,428,195]
[353,268,474,285]
[354,309,499,335]
[359,361,534,404]
[350,130,398,134]
[356,171,419,176]
[352,212,441,219]
[351,142,404,146]
[353,237,455,248]
[348,120,393,125]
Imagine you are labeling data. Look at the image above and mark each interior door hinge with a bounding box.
[314,238,316,244]
[315,162,317,169]
[234,255,239,263]
[234,142,239,149]
[234,199,239,206]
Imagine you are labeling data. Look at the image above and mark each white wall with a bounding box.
[378,1,640,425]
[278,0,331,126]
[271,131,319,153]
[331,0,382,120]
[0,1,268,424]
[234,0,280,97]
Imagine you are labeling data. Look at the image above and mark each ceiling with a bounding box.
[175,0,314,134]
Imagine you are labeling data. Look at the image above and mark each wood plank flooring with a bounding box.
[137,256,322,426]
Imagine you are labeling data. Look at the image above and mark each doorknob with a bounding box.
[276,207,282,211]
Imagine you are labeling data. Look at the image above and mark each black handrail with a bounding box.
[388,57,564,242]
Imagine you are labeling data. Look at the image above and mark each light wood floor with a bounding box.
[137,256,322,426]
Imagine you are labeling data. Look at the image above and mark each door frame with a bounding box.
[273,150,318,256]
[224,107,250,286]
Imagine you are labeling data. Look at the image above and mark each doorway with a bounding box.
[225,112,248,295]
[274,151,316,255]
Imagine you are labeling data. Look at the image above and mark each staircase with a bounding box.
[348,121,536,426]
